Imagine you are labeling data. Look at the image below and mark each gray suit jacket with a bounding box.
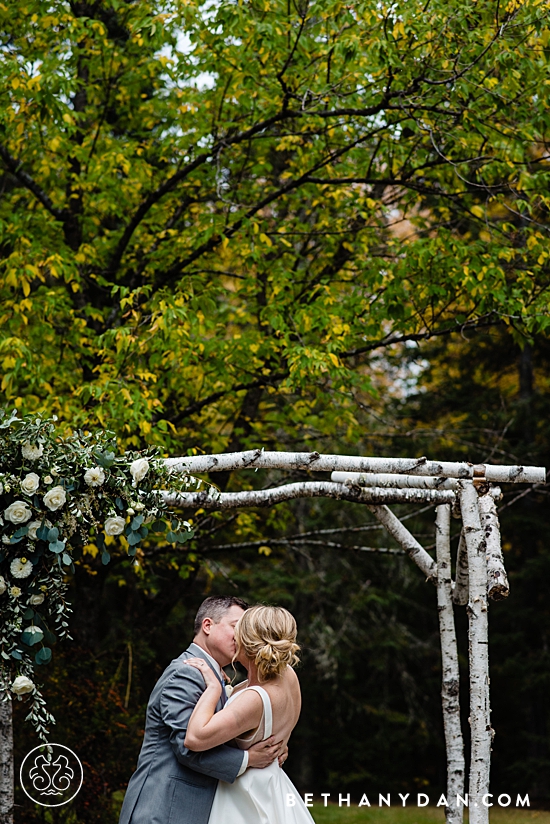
[119,644,244,824]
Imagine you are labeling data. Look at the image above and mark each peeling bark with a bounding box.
[453,531,469,606]
[0,699,13,824]
[459,482,492,824]
[436,505,465,824]
[478,493,509,601]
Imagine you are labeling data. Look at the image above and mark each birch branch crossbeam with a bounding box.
[161,482,457,509]
[165,450,546,484]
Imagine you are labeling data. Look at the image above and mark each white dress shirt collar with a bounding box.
[189,642,223,679]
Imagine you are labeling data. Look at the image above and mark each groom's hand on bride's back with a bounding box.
[247,736,285,769]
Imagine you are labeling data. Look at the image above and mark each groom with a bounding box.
[119,595,284,824]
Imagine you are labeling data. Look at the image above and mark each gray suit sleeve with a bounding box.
[160,665,245,784]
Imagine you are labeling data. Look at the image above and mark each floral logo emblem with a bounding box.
[20,744,83,807]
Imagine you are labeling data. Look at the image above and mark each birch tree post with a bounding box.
[459,482,493,824]
[435,505,465,824]
[0,700,13,824]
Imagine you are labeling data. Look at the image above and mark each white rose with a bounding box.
[0,576,6,595]
[27,521,40,541]
[104,516,126,536]
[130,458,150,486]
[44,475,53,485]
[10,557,33,579]
[2,535,10,545]
[134,502,145,512]
[11,675,34,695]
[28,593,45,606]
[10,586,22,598]
[84,466,106,487]
[21,473,40,495]
[43,485,67,511]
[21,442,43,461]
[0,482,3,495]
[4,500,33,524]
[127,508,135,516]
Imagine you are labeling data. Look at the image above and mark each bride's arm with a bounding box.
[183,660,263,752]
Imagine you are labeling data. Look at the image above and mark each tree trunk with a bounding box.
[459,482,493,824]
[436,505,465,824]
[478,493,509,601]
[0,699,13,824]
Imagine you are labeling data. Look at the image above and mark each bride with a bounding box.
[183,605,315,824]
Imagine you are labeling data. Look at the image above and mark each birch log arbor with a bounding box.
[164,449,545,824]
[0,448,544,823]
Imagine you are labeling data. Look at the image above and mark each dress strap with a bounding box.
[246,685,273,738]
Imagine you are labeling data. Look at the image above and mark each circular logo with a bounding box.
[20,743,83,807]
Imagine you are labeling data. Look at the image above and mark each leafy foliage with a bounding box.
[0,411,193,738]
[0,0,549,453]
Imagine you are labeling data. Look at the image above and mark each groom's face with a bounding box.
[206,605,245,667]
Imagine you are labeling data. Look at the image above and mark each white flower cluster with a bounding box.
[0,412,195,744]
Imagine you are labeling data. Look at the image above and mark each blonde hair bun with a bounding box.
[235,605,300,682]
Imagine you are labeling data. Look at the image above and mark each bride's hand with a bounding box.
[184,658,222,693]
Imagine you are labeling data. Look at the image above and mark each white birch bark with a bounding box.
[478,494,509,601]
[453,531,469,606]
[163,482,456,510]
[331,471,460,490]
[366,505,438,582]
[436,505,465,824]
[459,482,492,824]
[0,698,13,824]
[165,450,546,483]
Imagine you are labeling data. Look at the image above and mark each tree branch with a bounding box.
[0,143,66,221]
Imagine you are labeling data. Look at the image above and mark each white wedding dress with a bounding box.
[208,685,315,824]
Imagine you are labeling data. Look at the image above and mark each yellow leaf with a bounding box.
[471,205,484,218]
[258,545,272,556]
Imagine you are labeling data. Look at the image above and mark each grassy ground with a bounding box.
[310,805,550,824]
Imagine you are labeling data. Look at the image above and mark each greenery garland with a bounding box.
[0,410,194,740]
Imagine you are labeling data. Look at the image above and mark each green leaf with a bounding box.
[36,524,50,541]
[151,521,166,533]
[131,514,144,530]
[127,531,141,546]
[49,540,65,554]
[101,550,111,565]
[21,627,44,646]
[35,647,52,665]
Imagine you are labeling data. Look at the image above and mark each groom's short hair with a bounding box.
[194,596,249,635]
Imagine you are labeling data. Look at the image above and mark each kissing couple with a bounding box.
[119,596,315,824]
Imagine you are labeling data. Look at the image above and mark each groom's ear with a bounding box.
[201,617,214,635]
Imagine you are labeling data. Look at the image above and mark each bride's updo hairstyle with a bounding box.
[235,605,300,682]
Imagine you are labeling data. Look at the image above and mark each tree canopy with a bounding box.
[1,0,549,453]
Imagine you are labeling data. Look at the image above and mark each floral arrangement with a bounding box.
[0,410,195,739]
